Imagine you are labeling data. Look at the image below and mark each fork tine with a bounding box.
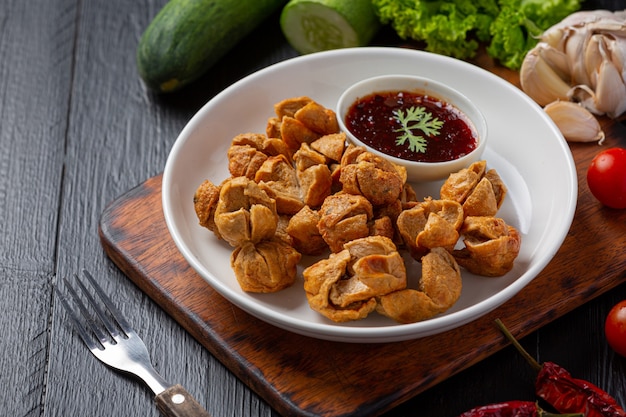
[55,283,100,350]
[62,277,111,348]
[81,269,134,336]
[73,274,123,342]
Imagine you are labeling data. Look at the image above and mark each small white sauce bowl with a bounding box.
[336,74,488,182]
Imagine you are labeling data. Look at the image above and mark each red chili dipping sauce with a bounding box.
[344,91,478,163]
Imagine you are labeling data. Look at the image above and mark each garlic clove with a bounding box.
[521,45,572,106]
[569,84,603,115]
[602,33,626,84]
[564,28,593,85]
[540,42,571,79]
[593,37,626,118]
[543,100,605,144]
[583,34,604,89]
[542,26,567,49]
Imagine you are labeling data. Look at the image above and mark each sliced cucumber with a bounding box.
[280,0,380,54]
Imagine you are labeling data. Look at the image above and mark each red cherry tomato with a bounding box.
[586,147,626,209]
[605,300,626,357]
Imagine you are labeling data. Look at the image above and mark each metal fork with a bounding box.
[56,270,212,417]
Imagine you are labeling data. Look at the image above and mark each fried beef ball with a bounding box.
[396,198,464,259]
[293,143,333,208]
[227,133,292,178]
[303,236,406,322]
[193,179,222,237]
[317,193,373,253]
[376,247,462,323]
[213,177,278,247]
[310,132,346,163]
[286,205,327,255]
[293,100,340,135]
[339,146,406,207]
[255,154,304,215]
[453,216,521,277]
[231,239,301,293]
[270,96,340,151]
[440,160,507,217]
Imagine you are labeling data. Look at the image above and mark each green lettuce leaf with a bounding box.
[488,0,582,69]
[373,0,499,59]
[371,0,582,69]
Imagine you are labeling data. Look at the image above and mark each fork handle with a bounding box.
[155,384,212,417]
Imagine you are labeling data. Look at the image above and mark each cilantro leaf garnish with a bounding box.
[393,106,443,153]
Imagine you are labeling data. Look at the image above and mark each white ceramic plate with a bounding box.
[162,47,577,343]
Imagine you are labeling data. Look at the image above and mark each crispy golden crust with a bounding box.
[376,247,462,323]
[228,133,293,178]
[300,164,333,208]
[310,132,346,162]
[317,193,373,253]
[227,145,268,179]
[303,236,405,322]
[453,216,521,277]
[213,177,278,247]
[484,169,507,207]
[293,143,332,208]
[369,216,396,241]
[193,179,221,235]
[440,160,507,217]
[231,239,301,293]
[286,206,327,255]
[440,160,486,203]
[273,96,314,119]
[255,154,304,215]
[266,116,281,139]
[396,199,463,259]
[294,100,340,135]
[462,177,498,217]
[280,116,322,151]
[339,150,405,207]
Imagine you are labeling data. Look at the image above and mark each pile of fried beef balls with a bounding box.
[193,97,520,324]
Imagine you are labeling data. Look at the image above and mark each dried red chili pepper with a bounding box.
[495,319,626,417]
[536,362,625,417]
[458,400,582,417]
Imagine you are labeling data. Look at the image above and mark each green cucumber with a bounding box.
[137,0,287,93]
[280,0,380,55]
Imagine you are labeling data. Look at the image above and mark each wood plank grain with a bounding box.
[43,1,232,416]
[99,115,626,415]
[0,1,77,415]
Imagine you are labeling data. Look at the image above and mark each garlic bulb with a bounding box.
[520,10,626,119]
[544,101,605,144]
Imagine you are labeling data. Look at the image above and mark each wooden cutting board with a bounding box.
[98,86,626,416]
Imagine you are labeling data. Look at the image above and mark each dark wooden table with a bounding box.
[2,1,624,416]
